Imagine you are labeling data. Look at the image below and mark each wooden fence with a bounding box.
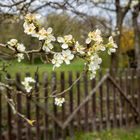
[0,69,140,140]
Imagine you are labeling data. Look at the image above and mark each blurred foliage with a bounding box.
[120,27,134,53]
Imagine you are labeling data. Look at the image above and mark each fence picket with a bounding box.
[99,71,103,130]
[52,72,58,140]
[76,72,81,131]
[16,73,22,140]
[43,73,49,140]
[83,73,89,131]
[60,71,66,138]
[91,78,96,131]
[35,72,40,140]
[26,72,32,140]
[6,74,13,140]
[68,71,74,137]
[106,78,110,129]
[0,74,2,140]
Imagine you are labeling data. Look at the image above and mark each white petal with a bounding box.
[47,27,53,34]
[62,43,68,49]
[57,37,64,43]
[86,38,91,44]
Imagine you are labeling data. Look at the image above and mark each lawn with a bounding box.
[66,126,140,140]
[0,59,86,80]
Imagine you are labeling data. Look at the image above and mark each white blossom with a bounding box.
[54,98,65,107]
[107,36,118,55]
[57,35,73,49]
[25,13,41,22]
[17,43,26,52]
[86,29,102,44]
[42,42,53,52]
[17,53,24,62]
[130,0,139,10]
[23,22,36,36]
[7,39,18,46]
[88,54,102,79]
[62,50,74,65]
[38,27,53,40]
[22,77,35,93]
[52,53,63,69]
[75,41,85,54]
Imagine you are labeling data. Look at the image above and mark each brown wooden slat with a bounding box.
[35,72,40,140]
[99,71,103,130]
[52,72,58,139]
[125,69,129,126]
[26,72,32,140]
[60,71,66,138]
[0,74,2,140]
[76,72,81,131]
[16,73,22,140]
[119,71,123,127]
[68,71,74,137]
[137,69,140,120]
[91,78,96,130]
[43,73,49,140]
[83,73,89,131]
[113,81,117,128]
[6,74,12,140]
[106,78,111,129]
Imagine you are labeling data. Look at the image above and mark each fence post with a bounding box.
[106,78,111,129]
[52,72,58,140]
[16,73,22,140]
[68,71,74,137]
[60,71,66,138]
[138,69,140,121]
[91,78,96,131]
[0,74,2,140]
[44,73,49,140]
[83,73,89,131]
[76,72,81,131]
[26,72,32,140]
[35,72,40,140]
[99,71,103,130]
[6,74,13,140]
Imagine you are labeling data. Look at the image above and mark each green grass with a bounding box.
[66,126,140,140]
[0,59,85,77]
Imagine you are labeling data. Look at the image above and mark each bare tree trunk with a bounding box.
[132,5,140,69]
[110,0,131,74]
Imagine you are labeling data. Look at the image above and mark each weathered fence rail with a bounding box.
[0,68,140,140]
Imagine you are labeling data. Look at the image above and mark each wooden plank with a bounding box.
[16,73,22,140]
[91,78,96,130]
[76,72,81,131]
[43,73,49,140]
[113,81,117,128]
[106,78,111,129]
[35,72,40,140]
[99,71,103,130]
[68,71,74,137]
[61,72,65,121]
[0,74,2,140]
[52,72,58,140]
[6,74,12,140]
[137,69,140,121]
[83,73,89,131]
[26,72,32,140]
[125,69,129,126]
[119,71,123,127]
[60,71,66,138]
